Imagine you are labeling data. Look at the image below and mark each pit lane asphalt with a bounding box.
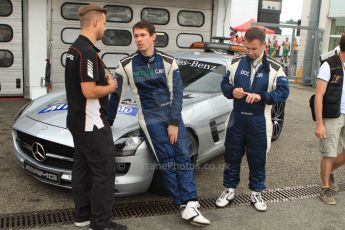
[1,84,344,229]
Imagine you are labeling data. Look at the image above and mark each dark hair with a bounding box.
[340,33,345,52]
[132,20,155,36]
[244,27,266,43]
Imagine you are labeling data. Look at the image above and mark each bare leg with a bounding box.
[320,157,334,187]
[331,152,345,172]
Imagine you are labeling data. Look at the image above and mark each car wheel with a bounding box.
[149,131,199,196]
[271,102,285,142]
[187,131,198,165]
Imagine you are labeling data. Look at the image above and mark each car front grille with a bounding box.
[16,130,74,169]
[15,130,130,174]
[16,130,74,157]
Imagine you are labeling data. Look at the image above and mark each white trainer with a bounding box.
[74,220,90,227]
[216,188,235,207]
[181,201,211,226]
[250,191,267,212]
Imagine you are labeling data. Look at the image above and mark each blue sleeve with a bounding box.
[107,70,123,126]
[221,70,234,99]
[260,74,289,104]
[169,67,183,126]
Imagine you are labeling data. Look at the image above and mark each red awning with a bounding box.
[233,18,275,34]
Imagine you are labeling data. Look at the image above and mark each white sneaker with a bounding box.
[250,191,267,211]
[74,220,90,227]
[181,201,211,226]
[216,188,235,207]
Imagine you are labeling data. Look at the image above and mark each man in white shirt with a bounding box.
[315,33,345,205]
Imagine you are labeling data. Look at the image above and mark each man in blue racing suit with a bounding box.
[107,20,210,226]
[216,27,289,211]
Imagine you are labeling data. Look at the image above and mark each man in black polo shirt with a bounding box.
[64,4,126,230]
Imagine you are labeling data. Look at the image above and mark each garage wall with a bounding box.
[0,0,23,96]
[49,0,213,90]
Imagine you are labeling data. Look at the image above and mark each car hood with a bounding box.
[25,91,211,131]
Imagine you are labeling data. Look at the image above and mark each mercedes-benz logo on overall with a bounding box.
[31,142,47,162]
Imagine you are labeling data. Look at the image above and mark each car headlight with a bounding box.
[14,101,33,122]
[114,129,144,157]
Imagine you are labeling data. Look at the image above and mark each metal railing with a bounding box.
[253,22,324,86]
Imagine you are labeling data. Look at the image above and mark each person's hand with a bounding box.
[106,74,117,92]
[315,123,326,140]
[167,125,178,144]
[233,88,246,99]
[244,92,261,104]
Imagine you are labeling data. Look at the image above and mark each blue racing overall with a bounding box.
[108,50,197,205]
[221,54,289,192]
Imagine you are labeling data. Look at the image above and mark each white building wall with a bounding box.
[27,0,47,99]
[296,0,311,72]
[229,0,259,27]
[213,0,259,37]
[318,0,332,53]
[213,0,233,37]
[299,0,335,60]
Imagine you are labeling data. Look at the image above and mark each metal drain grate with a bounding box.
[1,182,344,229]
[0,209,75,229]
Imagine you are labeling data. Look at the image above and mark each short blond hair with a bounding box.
[78,4,107,17]
[79,4,107,28]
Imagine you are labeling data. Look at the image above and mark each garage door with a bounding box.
[50,0,213,90]
[0,0,23,96]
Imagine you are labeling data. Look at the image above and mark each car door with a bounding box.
[177,56,232,162]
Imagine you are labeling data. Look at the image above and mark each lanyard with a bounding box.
[250,59,262,86]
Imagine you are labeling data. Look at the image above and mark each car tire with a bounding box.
[187,131,199,165]
[271,102,285,142]
[149,131,199,196]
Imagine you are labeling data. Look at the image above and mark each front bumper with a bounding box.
[12,118,156,196]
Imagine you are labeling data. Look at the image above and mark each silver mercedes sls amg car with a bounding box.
[12,43,285,196]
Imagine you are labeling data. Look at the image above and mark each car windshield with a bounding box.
[176,58,226,93]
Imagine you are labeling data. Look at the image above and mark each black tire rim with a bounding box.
[271,102,285,140]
